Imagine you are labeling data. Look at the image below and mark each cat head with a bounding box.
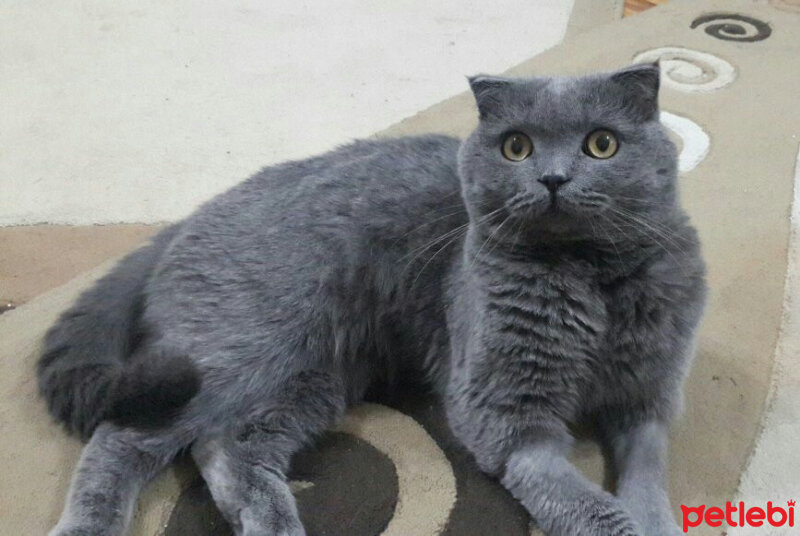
[458,63,679,246]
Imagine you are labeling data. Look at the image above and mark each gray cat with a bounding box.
[39,63,706,536]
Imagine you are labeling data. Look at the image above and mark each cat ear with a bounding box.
[609,62,661,120]
[467,75,513,119]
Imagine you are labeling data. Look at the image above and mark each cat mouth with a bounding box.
[504,193,570,219]
[506,192,547,214]
[544,192,573,216]
[504,192,586,222]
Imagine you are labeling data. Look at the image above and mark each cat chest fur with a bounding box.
[466,255,610,423]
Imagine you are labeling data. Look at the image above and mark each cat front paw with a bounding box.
[627,503,682,536]
[641,518,682,536]
[592,513,642,536]
[584,497,643,536]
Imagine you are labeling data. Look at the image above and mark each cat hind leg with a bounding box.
[49,423,186,536]
[192,370,345,536]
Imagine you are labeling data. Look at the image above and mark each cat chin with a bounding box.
[511,202,598,226]
[510,213,594,242]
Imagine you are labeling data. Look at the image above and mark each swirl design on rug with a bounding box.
[660,111,710,173]
[334,404,457,535]
[633,47,736,93]
[690,13,772,42]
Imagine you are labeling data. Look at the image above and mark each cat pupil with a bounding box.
[596,135,610,152]
[511,137,523,154]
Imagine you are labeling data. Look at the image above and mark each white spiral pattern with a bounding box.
[660,111,710,173]
[633,47,736,93]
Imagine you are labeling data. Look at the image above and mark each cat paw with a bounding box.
[641,520,682,536]
[629,507,682,536]
[240,509,306,536]
[48,524,110,536]
[585,500,643,536]
[594,517,642,536]
[237,476,306,536]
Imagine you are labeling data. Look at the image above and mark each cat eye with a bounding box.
[583,130,619,159]
[501,132,533,162]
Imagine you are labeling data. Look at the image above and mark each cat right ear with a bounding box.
[608,62,661,120]
[467,75,513,119]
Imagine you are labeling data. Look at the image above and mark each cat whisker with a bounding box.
[615,199,663,207]
[393,198,493,244]
[410,226,469,287]
[393,206,467,244]
[467,212,514,272]
[485,212,522,260]
[575,189,610,202]
[400,206,503,269]
[408,206,505,285]
[612,195,669,206]
[506,192,540,213]
[509,215,526,254]
[605,207,689,275]
[609,206,690,250]
[400,222,470,264]
[594,213,624,267]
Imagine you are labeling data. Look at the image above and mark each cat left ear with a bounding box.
[609,62,661,120]
[467,75,513,119]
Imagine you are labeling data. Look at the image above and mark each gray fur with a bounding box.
[38,224,200,439]
[41,63,706,536]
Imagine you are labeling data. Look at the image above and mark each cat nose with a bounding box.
[538,175,571,193]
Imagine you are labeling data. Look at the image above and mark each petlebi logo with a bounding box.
[681,500,796,532]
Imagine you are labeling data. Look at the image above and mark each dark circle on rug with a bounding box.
[291,432,399,536]
[690,13,772,42]
[165,475,237,536]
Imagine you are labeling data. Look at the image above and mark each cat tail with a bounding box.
[37,225,200,439]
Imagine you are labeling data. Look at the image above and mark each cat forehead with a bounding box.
[499,77,614,126]
[521,75,611,107]
[544,76,578,95]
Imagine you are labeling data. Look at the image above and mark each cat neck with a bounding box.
[462,222,667,284]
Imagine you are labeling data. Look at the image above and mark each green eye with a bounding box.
[583,129,619,159]
[502,132,533,161]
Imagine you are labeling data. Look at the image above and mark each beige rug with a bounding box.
[2,1,799,534]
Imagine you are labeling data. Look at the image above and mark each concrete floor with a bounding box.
[0,0,573,225]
